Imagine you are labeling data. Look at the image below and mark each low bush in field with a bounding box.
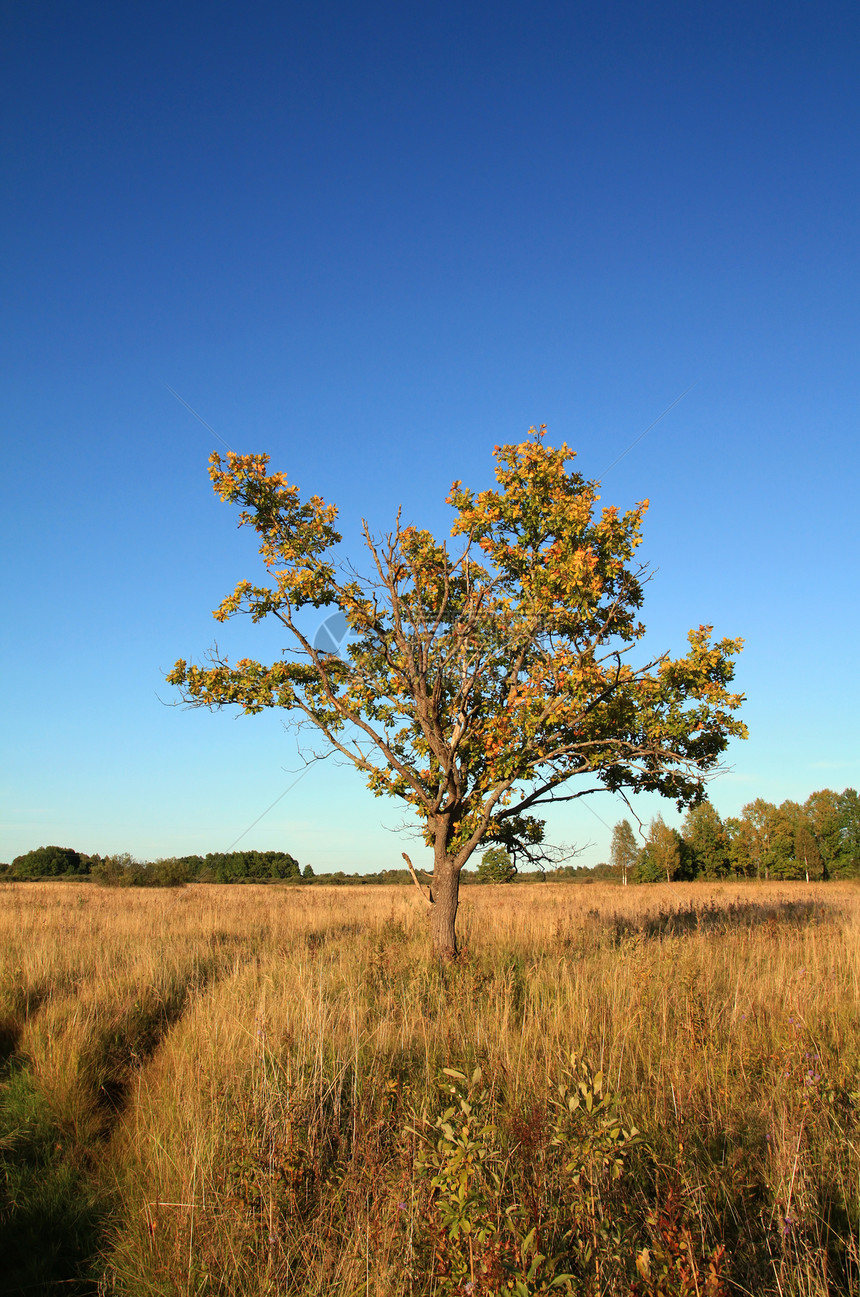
[90,854,193,888]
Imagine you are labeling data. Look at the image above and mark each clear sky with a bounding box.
[1,1,858,871]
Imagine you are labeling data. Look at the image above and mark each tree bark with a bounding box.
[430,859,461,959]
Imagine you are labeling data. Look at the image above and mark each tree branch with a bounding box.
[402,853,433,905]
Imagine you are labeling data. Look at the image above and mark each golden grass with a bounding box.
[1,879,858,1295]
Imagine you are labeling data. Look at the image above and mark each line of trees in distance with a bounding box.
[1,848,308,885]
[0,845,601,887]
[3,787,857,886]
[610,788,860,883]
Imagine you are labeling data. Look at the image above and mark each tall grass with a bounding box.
[0,880,858,1295]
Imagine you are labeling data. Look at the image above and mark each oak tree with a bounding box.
[169,428,746,956]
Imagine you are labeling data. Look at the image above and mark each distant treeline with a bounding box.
[0,847,614,887]
[0,848,306,886]
[3,787,858,885]
[610,788,860,883]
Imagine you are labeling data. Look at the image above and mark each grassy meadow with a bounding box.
[0,879,859,1296]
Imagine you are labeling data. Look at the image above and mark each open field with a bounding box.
[0,880,858,1296]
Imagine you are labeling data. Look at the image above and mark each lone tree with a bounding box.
[476,846,517,884]
[169,427,746,956]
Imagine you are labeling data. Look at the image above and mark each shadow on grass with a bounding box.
[0,973,220,1294]
[0,1066,107,1296]
[88,982,202,1118]
[305,920,363,952]
[0,989,49,1071]
[597,897,837,943]
[0,952,257,1293]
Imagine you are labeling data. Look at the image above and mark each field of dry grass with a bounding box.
[1,879,858,1296]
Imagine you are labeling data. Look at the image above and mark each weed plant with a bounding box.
[0,880,858,1294]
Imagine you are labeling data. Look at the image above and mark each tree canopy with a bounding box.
[610,787,860,884]
[169,427,747,954]
[9,845,85,880]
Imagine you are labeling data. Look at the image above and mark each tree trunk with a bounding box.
[430,858,461,959]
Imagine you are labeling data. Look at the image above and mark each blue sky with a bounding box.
[1,1,857,870]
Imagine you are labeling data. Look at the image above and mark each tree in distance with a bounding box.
[635,816,687,883]
[682,800,731,879]
[610,819,639,886]
[169,427,746,957]
[9,845,85,879]
[476,846,517,883]
[794,820,823,883]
